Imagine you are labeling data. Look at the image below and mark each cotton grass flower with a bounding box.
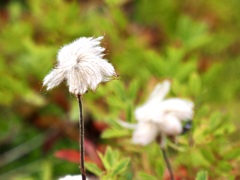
[119,80,194,180]
[130,80,194,146]
[43,36,116,95]
[58,175,88,180]
[119,80,194,146]
[43,36,116,180]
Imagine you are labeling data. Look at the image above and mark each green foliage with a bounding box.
[0,0,239,179]
[86,147,131,180]
[196,171,208,180]
[41,161,52,180]
[85,163,102,177]
[137,172,158,180]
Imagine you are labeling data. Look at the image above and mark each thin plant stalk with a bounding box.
[77,94,86,180]
[161,147,175,180]
[160,135,175,180]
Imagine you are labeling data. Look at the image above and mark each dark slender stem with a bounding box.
[77,94,86,180]
[161,147,175,180]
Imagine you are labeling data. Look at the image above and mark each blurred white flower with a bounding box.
[119,80,194,146]
[58,175,88,180]
[43,36,116,95]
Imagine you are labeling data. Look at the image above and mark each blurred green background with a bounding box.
[0,0,240,179]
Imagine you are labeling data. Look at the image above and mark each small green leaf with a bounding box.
[137,172,158,180]
[41,161,52,180]
[126,102,133,122]
[201,149,215,163]
[98,152,111,170]
[208,112,223,132]
[218,161,233,171]
[101,128,130,139]
[98,147,116,170]
[224,148,240,160]
[155,160,164,178]
[128,79,140,100]
[189,72,201,96]
[112,158,130,176]
[85,162,103,176]
[105,147,114,167]
[195,171,208,180]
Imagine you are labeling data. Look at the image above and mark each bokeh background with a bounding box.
[0,0,240,179]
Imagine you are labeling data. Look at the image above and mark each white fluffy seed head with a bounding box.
[127,80,194,146]
[135,80,194,124]
[58,175,88,180]
[43,36,116,95]
[132,121,159,146]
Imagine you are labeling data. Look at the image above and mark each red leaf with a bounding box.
[55,149,80,163]
[54,140,103,168]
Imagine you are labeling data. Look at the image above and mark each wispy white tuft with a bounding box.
[58,175,88,180]
[117,119,137,129]
[43,36,117,95]
[132,121,159,145]
[119,80,194,146]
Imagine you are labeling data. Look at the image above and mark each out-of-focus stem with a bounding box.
[160,135,175,180]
